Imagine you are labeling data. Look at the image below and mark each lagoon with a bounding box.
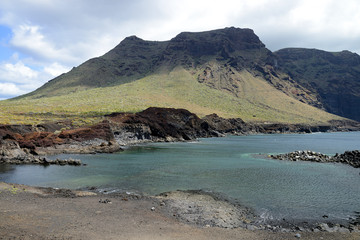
[1,132,359,223]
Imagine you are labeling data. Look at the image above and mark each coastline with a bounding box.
[1,108,360,239]
[1,107,360,166]
[1,182,359,240]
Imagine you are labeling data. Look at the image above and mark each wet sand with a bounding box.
[0,182,359,240]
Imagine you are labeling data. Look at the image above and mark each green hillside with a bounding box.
[0,67,342,126]
[2,27,356,126]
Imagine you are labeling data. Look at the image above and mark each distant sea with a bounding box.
[1,132,360,223]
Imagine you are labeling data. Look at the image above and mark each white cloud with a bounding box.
[0,0,360,99]
[10,23,78,64]
[0,59,67,98]
[0,61,38,84]
[44,62,70,77]
[0,82,26,95]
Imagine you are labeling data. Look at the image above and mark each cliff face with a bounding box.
[275,48,360,121]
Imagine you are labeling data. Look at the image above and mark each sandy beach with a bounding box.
[0,182,359,240]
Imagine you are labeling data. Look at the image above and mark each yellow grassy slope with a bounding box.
[0,67,343,126]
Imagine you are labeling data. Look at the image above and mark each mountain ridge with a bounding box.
[21,27,275,97]
[4,27,360,124]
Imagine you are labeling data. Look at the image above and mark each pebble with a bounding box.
[295,233,301,238]
[151,207,155,211]
[246,225,258,231]
[99,199,111,204]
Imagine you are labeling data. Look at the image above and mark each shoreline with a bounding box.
[1,107,360,167]
[1,108,360,238]
[1,182,359,236]
[1,182,359,239]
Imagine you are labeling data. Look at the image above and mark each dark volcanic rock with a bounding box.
[135,107,207,140]
[271,150,360,168]
[17,132,64,149]
[1,107,360,165]
[202,113,251,135]
[108,108,253,145]
[334,150,360,168]
[58,120,114,142]
[271,150,333,163]
[275,48,360,121]
[0,124,34,140]
[108,107,211,142]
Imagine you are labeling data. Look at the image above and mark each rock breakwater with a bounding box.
[334,150,360,168]
[270,150,360,168]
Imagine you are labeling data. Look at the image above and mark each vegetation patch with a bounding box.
[0,67,342,126]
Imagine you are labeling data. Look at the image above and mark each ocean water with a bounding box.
[1,132,360,223]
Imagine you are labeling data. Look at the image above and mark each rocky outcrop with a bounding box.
[0,107,359,165]
[0,120,122,165]
[201,113,254,136]
[0,139,81,165]
[253,119,360,134]
[270,150,360,168]
[107,107,212,144]
[107,108,258,144]
[108,108,360,145]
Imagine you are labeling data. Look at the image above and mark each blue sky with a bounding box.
[1,0,360,100]
[0,25,13,61]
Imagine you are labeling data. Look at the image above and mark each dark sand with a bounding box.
[0,182,359,240]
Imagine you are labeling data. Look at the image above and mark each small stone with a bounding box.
[295,226,305,232]
[338,227,350,233]
[151,207,155,211]
[295,233,301,238]
[246,225,258,231]
[160,202,165,206]
[99,198,111,204]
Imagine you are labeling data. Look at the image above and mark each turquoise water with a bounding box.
[1,132,360,222]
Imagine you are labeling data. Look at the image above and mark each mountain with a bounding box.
[23,27,274,96]
[274,48,360,121]
[3,27,358,125]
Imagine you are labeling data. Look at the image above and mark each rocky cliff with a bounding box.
[275,48,360,121]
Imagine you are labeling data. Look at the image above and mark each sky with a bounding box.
[0,0,360,99]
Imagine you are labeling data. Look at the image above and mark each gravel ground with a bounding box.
[0,182,359,240]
